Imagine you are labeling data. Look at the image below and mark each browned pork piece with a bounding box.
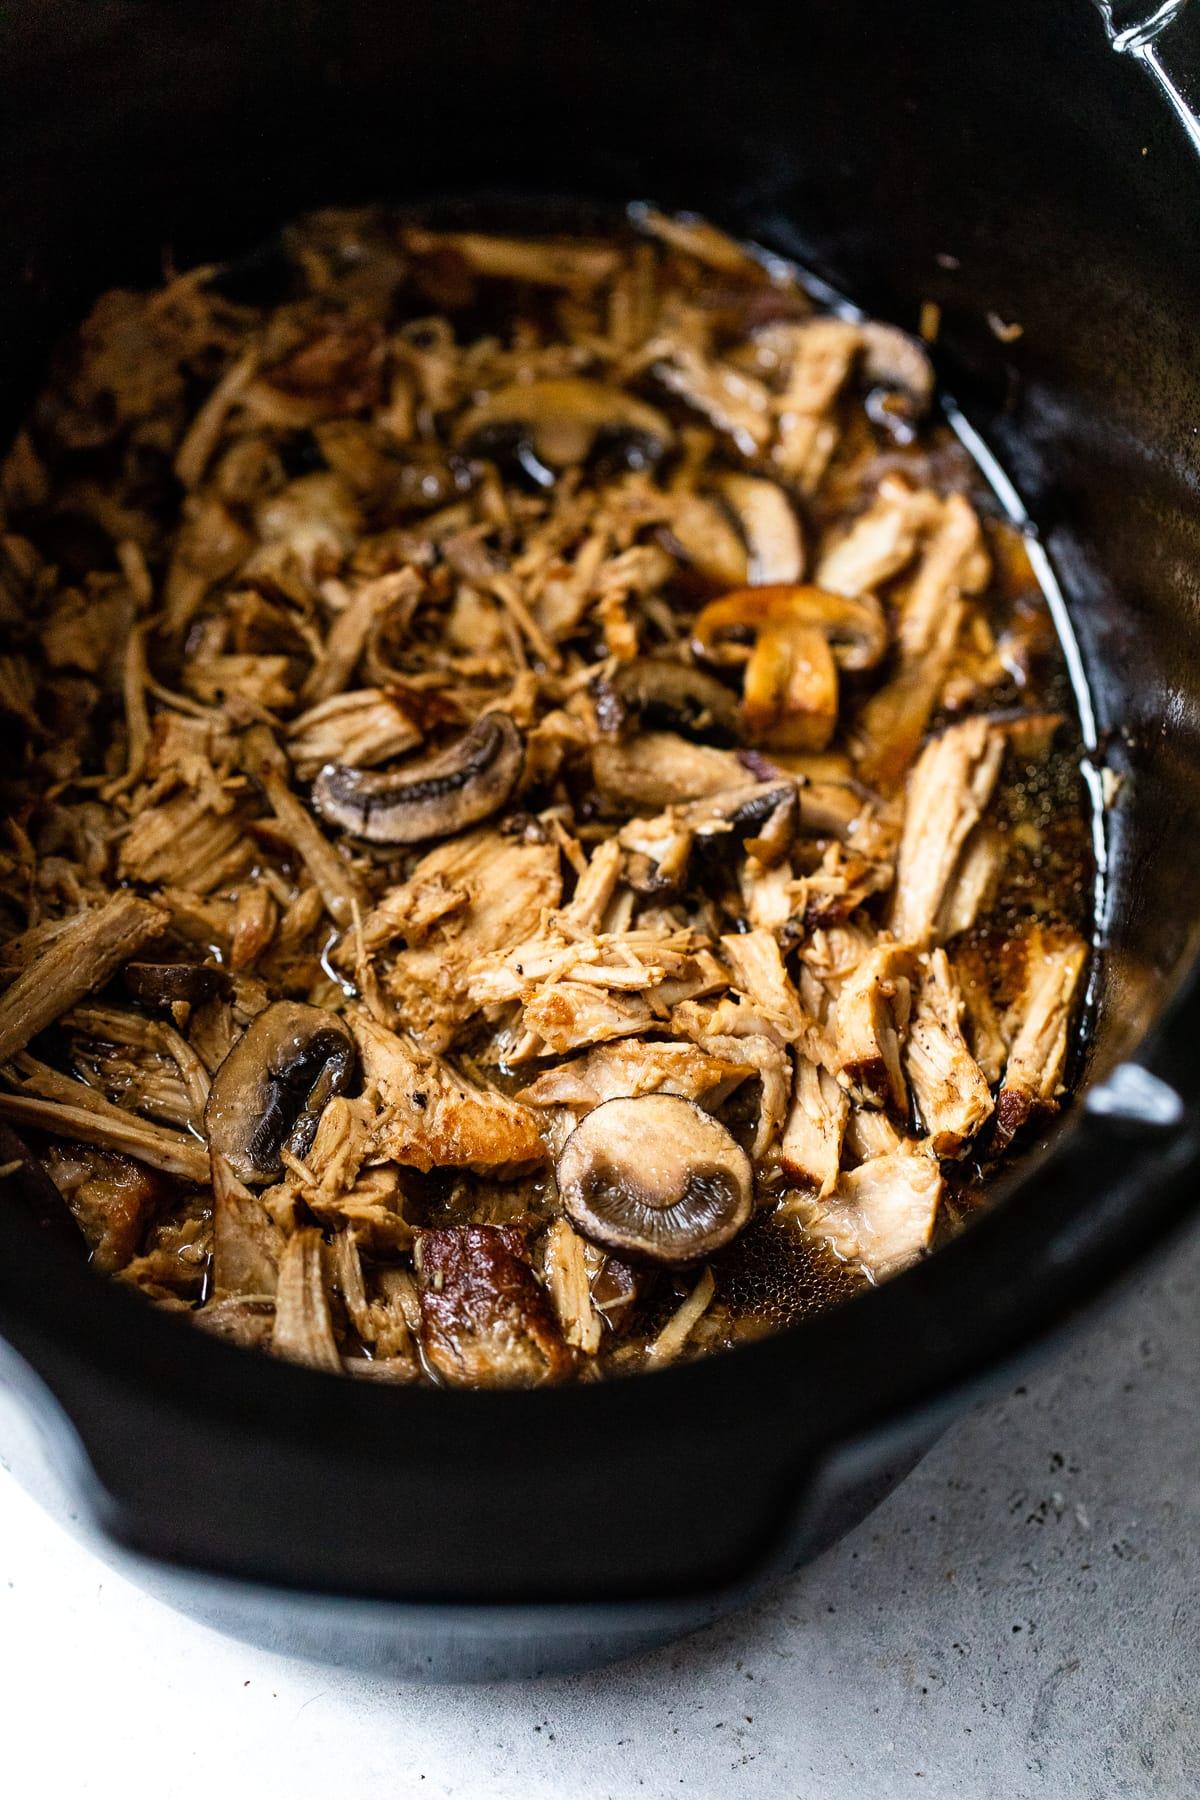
[832,940,916,1111]
[852,598,966,793]
[952,942,1010,1086]
[270,1094,411,1254]
[889,717,1005,946]
[816,474,941,597]
[993,927,1089,1149]
[329,1231,418,1375]
[0,209,1092,1384]
[211,1151,284,1299]
[241,726,362,928]
[903,950,994,1156]
[352,1011,545,1174]
[671,993,793,1157]
[404,228,623,290]
[0,894,167,1064]
[0,1087,211,1182]
[363,828,562,1050]
[791,1144,942,1281]
[39,1143,161,1271]
[895,494,990,660]
[65,1002,210,1131]
[415,1224,572,1387]
[777,1059,849,1198]
[271,1227,342,1372]
[516,1038,755,1114]
[542,1217,604,1354]
[648,338,773,454]
[761,318,862,487]
[287,688,422,780]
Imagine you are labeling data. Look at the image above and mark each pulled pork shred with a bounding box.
[0,208,1092,1385]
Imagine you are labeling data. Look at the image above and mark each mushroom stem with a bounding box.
[693,584,888,751]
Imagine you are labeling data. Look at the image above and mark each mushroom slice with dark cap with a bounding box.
[454,378,673,468]
[610,658,742,745]
[713,473,805,585]
[620,776,797,893]
[312,712,523,846]
[123,960,233,1008]
[683,778,799,867]
[556,1094,754,1265]
[693,584,888,673]
[205,1001,358,1185]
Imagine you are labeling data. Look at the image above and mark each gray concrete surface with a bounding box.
[1,1223,1197,1799]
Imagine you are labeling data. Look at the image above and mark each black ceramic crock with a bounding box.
[1,0,1199,1679]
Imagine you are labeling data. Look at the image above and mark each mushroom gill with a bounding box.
[556,1094,754,1264]
[205,1001,359,1185]
[609,657,742,745]
[454,377,672,468]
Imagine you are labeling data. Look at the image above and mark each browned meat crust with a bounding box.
[993,927,1088,1150]
[904,950,994,1157]
[416,1224,572,1387]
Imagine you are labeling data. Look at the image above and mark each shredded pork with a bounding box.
[0,209,1093,1382]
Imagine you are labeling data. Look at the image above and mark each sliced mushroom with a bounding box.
[743,619,839,751]
[693,584,888,753]
[693,584,887,672]
[858,321,935,421]
[618,777,797,893]
[610,658,741,745]
[124,961,233,1008]
[204,1001,358,1185]
[659,488,749,586]
[714,474,805,585]
[556,1094,753,1265]
[682,780,799,868]
[312,712,523,846]
[454,378,672,468]
[590,731,747,810]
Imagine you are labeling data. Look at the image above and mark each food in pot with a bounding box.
[0,207,1094,1384]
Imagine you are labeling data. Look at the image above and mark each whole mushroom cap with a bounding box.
[556,1094,754,1265]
